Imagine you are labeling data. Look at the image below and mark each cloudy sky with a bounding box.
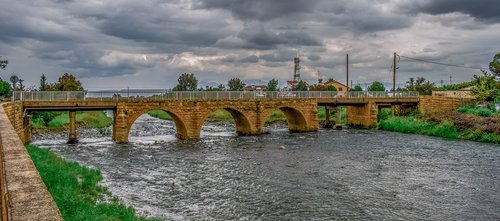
[0,0,499,90]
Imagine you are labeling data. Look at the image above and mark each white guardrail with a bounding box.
[12,90,420,101]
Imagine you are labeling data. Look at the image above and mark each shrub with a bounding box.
[426,120,459,139]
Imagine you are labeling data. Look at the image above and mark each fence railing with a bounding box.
[13,90,420,101]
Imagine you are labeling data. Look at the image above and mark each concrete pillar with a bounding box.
[323,106,331,128]
[346,102,378,128]
[335,106,342,129]
[113,108,129,144]
[67,111,78,144]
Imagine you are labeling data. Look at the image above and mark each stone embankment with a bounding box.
[0,103,62,220]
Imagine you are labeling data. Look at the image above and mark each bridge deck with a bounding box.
[21,97,419,111]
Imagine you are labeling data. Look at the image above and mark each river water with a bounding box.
[31,115,500,220]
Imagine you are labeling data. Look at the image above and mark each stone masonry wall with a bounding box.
[113,99,319,143]
[0,104,63,220]
[2,103,30,143]
[418,96,473,115]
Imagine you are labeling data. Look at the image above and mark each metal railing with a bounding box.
[13,90,420,101]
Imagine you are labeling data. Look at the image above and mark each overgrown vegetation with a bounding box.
[31,111,113,129]
[457,104,497,117]
[26,145,160,221]
[378,104,500,144]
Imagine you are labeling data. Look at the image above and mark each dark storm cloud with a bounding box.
[236,29,322,49]
[404,0,500,22]
[239,55,259,63]
[308,54,321,61]
[195,0,317,21]
[1,0,498,88]
[98,10,229,46]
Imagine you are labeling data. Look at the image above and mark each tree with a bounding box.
[267,78,279,91]
[367,81,385,91]
[489,53,500,76]
[352,85,363,91]
[0,56,7,70]
[471,72,500,102]
[205,84,226,91]
[16,78,25,91]
[293,80,308,91]
[173,73,198,91]
[309,84,327,91]
[327,86,337,91]
[0,80,10,97]
[227,78,245,91]
[52,73,83,91]
[40,74,48,91]
[405,77,435,95]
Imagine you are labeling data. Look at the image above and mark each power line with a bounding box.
[397,54,483,70]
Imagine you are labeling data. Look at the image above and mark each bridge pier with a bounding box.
[67,111,78,144]
[335,106,342,128]
[346,102,378,128]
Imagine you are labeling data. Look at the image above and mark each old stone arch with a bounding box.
[200,107,257,136]
[126,108,190,140]
[261,105,312,132]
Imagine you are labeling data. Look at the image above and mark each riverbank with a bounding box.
[378,109,500,144]
[31,111,112,129]
[149,107,344,123]
[26,144,160,221]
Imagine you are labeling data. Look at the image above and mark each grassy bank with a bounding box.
[26,145,160,221]
[31,111,113,129]
[378,115,500,144]
[149,107,345,123]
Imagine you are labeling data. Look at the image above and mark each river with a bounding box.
[31,115,500,220]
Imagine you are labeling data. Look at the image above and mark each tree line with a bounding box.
[1,53,499,103]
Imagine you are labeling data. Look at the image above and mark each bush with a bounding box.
[377,108,392,121]
[378,116,433,134]
[426,120,459,139]
[457,104,494,117]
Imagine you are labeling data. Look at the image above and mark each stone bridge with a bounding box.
[4,90,427,144]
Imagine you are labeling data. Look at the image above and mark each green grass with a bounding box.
[31,111,113,129]
[463,129,500,143]
[207,109,235,121]
[148,110,172,121]
[378,116,498,143]
[26,145,161,221]
[457,104,495,117]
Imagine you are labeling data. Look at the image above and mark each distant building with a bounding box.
[323,81,349,91]
[244,85,268,91]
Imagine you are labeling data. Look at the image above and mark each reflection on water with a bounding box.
[32,115,500,220]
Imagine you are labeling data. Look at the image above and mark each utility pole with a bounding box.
[346,54,349,91]
[393,52,396,96]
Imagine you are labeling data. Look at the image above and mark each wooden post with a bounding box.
[393,52,396,96]
[67,111,78,144]
[346,54,349,91]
